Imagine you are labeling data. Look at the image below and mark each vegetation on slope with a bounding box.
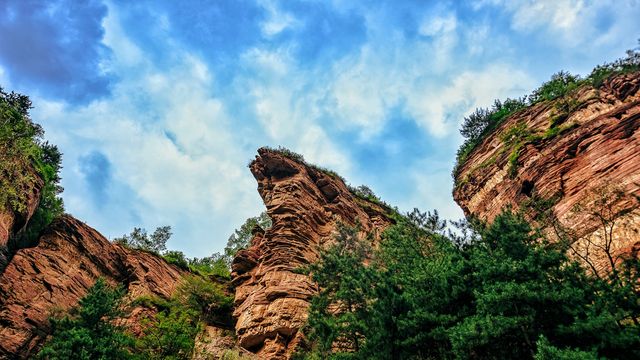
[453,41,640,181]
[38,275,234,359]
[0,87,64,241]
[295,209,640,359]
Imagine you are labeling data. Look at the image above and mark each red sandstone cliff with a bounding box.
[453,72,640,274]
[231,148,393,359]
[0,215,185,358]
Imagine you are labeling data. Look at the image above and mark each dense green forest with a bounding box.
[295,209,640,359]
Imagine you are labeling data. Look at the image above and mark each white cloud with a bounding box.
[476,0,640,50]
[419,13,457,37]
[508,0,585,34]
[259,0,298,37]
[31,5,264,256]
[21,0,637,259]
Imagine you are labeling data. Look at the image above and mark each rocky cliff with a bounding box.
[0,166,43,272]
[231,148,393,359]
[0,215,185,358]
[453,72,640,274]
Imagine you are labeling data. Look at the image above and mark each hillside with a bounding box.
[1,60,639,359]
[453,71,640,275]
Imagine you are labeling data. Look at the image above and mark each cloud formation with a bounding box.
[5,0,640,257]
[0,0,112,103]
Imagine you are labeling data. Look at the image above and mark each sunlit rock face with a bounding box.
[453,72,640,275]
[0,215,185,358]
[232,148,393,359]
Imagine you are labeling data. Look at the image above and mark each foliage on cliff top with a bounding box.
[0,86,64,242]
[453,42,640,181]
[258,146,346,182]
[259,146,397,216]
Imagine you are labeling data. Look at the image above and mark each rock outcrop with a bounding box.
[0,167,43,272]
[453,72,640,274]
[231,148,393,359]
[0,215,185,358]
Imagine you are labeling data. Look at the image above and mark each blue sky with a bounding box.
[1,0,639,257]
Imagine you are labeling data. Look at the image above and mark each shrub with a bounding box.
[224,211,272,262]
[174,275,233,316]
[528,71,583,104]
[37,278,135,359]
[588,41,640,88]
[454,42,640,180]
[113,226,171,254]
[0,87,64,245]
[163,251,190,270]
[187,254,231,278]
[453,98,527,178]
[136,306,200,360]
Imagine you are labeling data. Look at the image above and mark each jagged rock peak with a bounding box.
[232,147,393,359]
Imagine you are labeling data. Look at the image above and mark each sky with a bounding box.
[1,0,639,257]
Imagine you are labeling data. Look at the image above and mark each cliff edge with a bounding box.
[453,72,640,274]
[231,148,393,359]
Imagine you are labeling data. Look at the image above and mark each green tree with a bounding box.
[448,212,595,359]
[374,210,470,359]
[224,211,271,262]
[300,209,640,359]
[187,253,230,278]
[304,223,375,359]
[37,278,134,360]
[114,226,171,254]
[136,307,200,360]
[163,250,190,270]
[174,275,233,319]
[0,87,64,252]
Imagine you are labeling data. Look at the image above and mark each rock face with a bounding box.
[453,72,640,274]
[0,215,185,358]
[0,168,43,272]
[232,148,393,359]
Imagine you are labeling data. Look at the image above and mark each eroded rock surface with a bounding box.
[232,148,393,359]
[453,72,640,274]
[0,168,43,272]
[0,215,185,358]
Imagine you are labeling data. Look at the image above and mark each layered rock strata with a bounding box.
[0,215,185,358]
[453,72,640,274]
[232,148,393,359]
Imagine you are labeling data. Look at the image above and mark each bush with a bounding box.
[187,254,231,278]
[37,278,135,360]
[0,87,64,246]
[588,41,640,87]
[454,42,640,179]
[528,71,583,104]
[136,306,200,360]
[453,98,527,177]
[174,275,233,316]
[224,211,272,262]
[163,251,190,270]
[114,226,171,254]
